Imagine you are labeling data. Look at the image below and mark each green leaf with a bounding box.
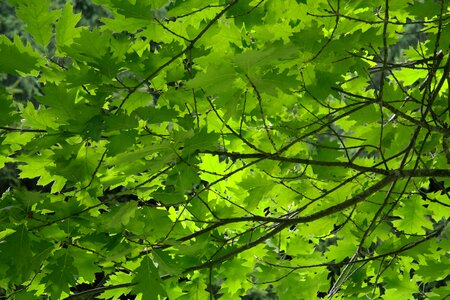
[101,202,138,233]
[415,258,450,281]
[0,225,32,283]
[132,256,167,300]
[107,131,137,156]
[249,68,298,96]
[185,63,238,95]
[134,106,179,124]
[182,127,220,154]
[95,0,165,20]
[68,247,102,282]
[239,173,275,210]
[15,0,60,47]
[44,251,78,299]
[234,44,298,72]
[218,258,253,296]
[0,88,20,125]
[55,2,82,52]
[383,271,418,300]
[0,35,42,76]
[167,0,214,17]
[63,28,112,63]
[21,102,59,130]
[49,143,101,186]
[392,198,433,234]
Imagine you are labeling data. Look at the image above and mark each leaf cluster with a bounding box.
[0,0,449,299]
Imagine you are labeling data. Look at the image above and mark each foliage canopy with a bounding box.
[1,0,450,299]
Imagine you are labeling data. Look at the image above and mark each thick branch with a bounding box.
[201,150,391,174]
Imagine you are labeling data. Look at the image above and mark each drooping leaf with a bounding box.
[55,2,82,52]
[44,251,78,299]
[131,256,167,300]
[15,0,60,47]
[0,35,43,76]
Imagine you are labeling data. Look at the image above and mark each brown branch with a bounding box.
[207,97,266,153]
[155,18,191,42]
[201,149,392,175]
[63,283,136,300]
[183,175,395,273]
[0,126,47,133]
[150,165,450,248]
[80,149,108,190]
[260,219,447,271]
[245,74,277,151]
[133,164,175,189]
[167,4,225,21]
[276,102,372,155]
[29,202,105,231]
